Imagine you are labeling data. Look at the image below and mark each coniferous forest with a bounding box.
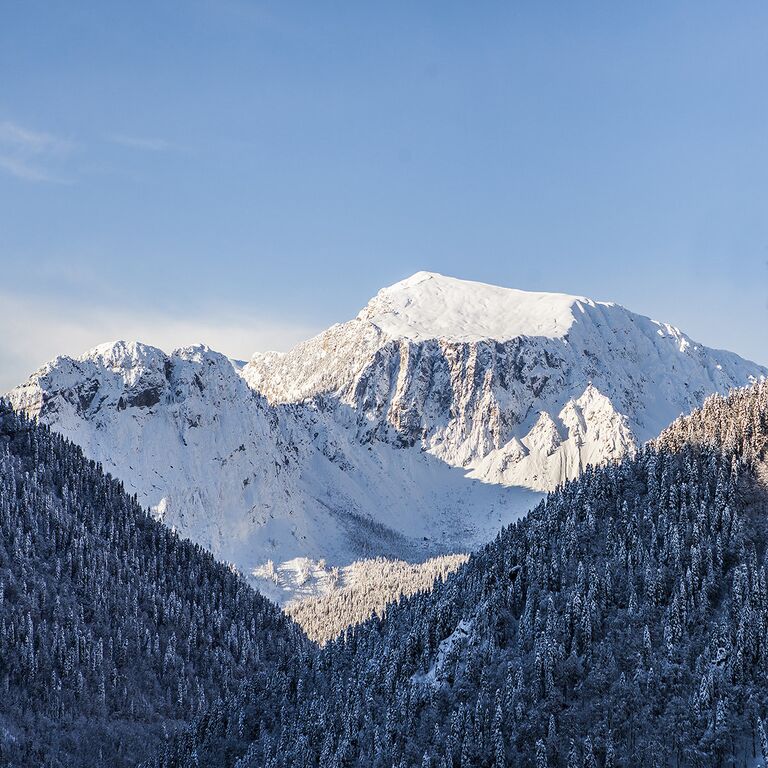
[0,403,306,767]
[1,382,768,767]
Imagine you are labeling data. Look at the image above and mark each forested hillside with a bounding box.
[155,381,768,767]
[4,381,767,768]
[657,381,768,464]
[0,402,308,767]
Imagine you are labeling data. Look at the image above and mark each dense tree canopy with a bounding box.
[0,403,308,767]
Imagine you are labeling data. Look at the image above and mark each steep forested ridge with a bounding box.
[656,382,768,464]
[0,402,308,767]
[156,382,768,767]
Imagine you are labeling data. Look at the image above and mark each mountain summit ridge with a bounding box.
[358,271,594,342]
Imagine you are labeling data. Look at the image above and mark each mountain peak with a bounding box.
[83,339,167,366]
[359,272,599,342]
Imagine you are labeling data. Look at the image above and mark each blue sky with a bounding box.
[1,1,767,390]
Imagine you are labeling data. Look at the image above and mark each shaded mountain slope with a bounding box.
[0,402,308,767]
[156,381,768,767]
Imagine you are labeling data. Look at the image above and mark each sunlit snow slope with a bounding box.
[8,273,765,602]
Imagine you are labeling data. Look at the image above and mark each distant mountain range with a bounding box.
[7,272,765,604]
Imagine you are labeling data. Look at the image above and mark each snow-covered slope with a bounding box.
[362,271,580,341]
[8,273,765,602]
[244,272,765,490]
[7,340,537,602]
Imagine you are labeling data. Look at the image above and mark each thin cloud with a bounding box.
[0,292,319,393]
[0,155,67,183]
[0,121,73,154]
[0,120,74,183]
[110,134,172,151]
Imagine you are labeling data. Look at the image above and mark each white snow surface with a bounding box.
[360,271,585,342]
[413,618,475,688]
[8,273,766,603]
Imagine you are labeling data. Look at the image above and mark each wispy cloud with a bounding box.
[0,121,73,154]
[0,120,74,183]
[109,134,172,151]
[0,155,67,183]
[0,292,319,393]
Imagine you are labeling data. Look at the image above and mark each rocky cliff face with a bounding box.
[7,273,765,600]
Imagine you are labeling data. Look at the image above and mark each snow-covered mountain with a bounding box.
[7,339,536,603]
[7,272,765,602]
[244,271,764,490]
